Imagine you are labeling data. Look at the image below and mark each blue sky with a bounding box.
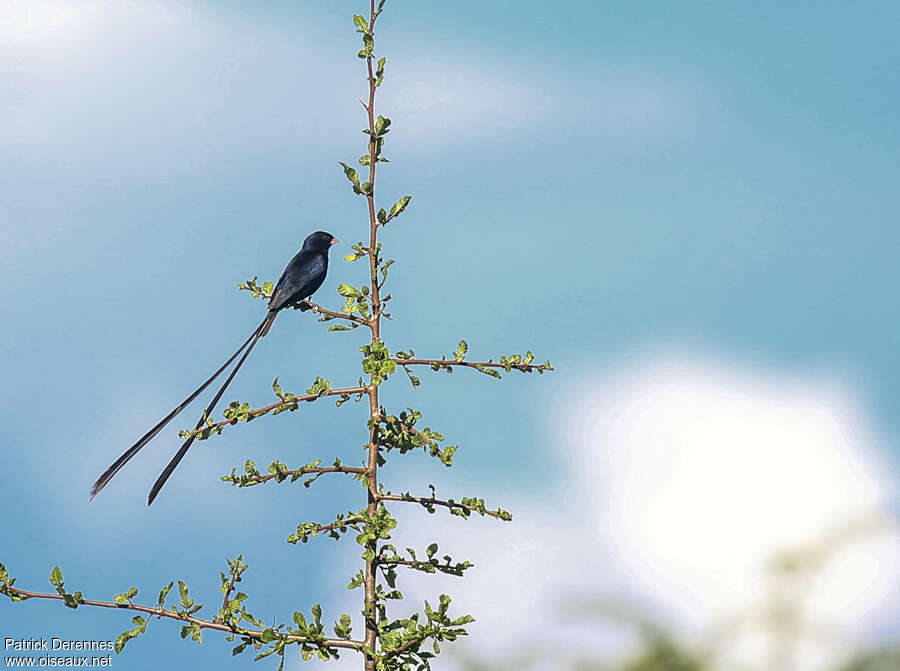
[1,2,899,669]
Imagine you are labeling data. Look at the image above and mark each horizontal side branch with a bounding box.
[238,280,367,325]
[2,587,362,651]
[391,357,551,373]
[183,385,368,440]
[225,464,367,488]
[304,300,369,325]
[377,493,511,521]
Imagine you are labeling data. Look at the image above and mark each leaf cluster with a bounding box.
[378,409,457,466]
[222,457,365,489]
[0,563,28,602]
[360,340,396,385]
[50,566,84,609]
[376,594,474,671]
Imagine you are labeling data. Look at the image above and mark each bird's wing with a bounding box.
[269,253,326,311]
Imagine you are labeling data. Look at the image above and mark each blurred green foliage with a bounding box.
[457,514,898,671]
[620,636,705,671]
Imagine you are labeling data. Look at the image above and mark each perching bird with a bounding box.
[90,230,339,505]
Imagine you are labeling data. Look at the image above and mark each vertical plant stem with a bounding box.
[363,1,381,668]
[365,2,382,335]
[364,386,379,671]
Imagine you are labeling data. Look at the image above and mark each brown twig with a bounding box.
[181,386,367,440]
[219,566,239,619]
[377,558,428,570]
[3,587,362,650]
[380,633,430,661]
[392,357,551,373]
[377,493,510,520]
[237,283,367,326]
[228,465,366,488]
[315,516,366,536]
[303,301,369,326]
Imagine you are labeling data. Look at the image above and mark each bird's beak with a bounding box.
[330,237,339,246]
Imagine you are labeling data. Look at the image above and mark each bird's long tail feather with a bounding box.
[146,310,277,505]
[90,311,276,501]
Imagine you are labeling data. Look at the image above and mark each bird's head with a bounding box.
[302,231,339,252]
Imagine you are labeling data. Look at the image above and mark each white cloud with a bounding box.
[0,0,702,174]
[366,353,900,671]
[0,1,89,47]
[379,57,702,154]
[0,1,349,172]
[384,59,532,145]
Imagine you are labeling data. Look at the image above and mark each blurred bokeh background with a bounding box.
[2,2,898,669]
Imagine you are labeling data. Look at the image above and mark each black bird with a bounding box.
[90,230,339,505]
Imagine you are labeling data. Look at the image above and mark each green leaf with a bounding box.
[254,649,276,662]
[49,566,63,590]
[338,161,362,194]
[113,632,129,655]
[272,377,284,400]
[352,14,368,31]
[338,283,363,298]
[389,195,411,218]
[360,33,375,57]
[157,581,173,609]
[333,613,352,639]
[179,622,202,644]
[63,591,84,609]
[348,570,365,590]
[114,587,138,606]
[374,115,391,136]
[375,57,386,87]
[177,580,195,610]
[114,616,147,654]
[305,376,332,397]
[455,340,468,362]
